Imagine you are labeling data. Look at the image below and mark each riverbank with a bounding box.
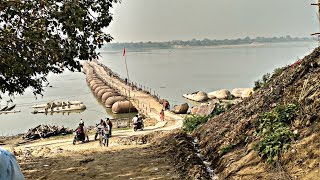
[0,61,194,179]
[1,114,189,179]
[1,42,316,135]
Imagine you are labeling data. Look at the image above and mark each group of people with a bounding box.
[94,118,113,147]
[74,118,113,146]
[131,114,144,131]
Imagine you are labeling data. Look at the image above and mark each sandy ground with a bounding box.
[1,62,187,179]
[18,143,180,180]
[2,115,184,180]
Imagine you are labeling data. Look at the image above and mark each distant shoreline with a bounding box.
[103,36,315,51]
[100,41,315,53]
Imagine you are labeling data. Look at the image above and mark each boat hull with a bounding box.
[32,104,86,113]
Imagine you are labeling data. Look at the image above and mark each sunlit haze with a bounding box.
[107,0,319,42]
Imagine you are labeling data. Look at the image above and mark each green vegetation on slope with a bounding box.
[254,104,299,164]
[183,104,225,133]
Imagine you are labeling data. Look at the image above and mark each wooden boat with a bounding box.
[183,91,208,102]
[105,96,126,108]
[0,110,21,114]
[0,105,8,111]
[32,104,86,114]
[5,104,16,111]
[32,101,83,108]
[173,103,189,114]
[112,101,137,114]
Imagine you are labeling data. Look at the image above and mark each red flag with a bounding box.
[123,47,126,56]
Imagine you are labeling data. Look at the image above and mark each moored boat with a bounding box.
[0,105,8,111]
[32,101,83,108]
[32,104,86,114]
[0,110,21,114]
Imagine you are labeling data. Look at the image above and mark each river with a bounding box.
[0,41,317,135]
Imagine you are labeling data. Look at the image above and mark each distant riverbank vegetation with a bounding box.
[103,36,314,50]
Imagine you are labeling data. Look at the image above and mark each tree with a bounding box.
[0,0,119,98]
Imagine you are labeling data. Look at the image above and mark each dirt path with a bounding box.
[11,119,183,179]
[4,62,186,179]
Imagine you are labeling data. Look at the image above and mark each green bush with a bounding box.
[273,67,286,77]
[183,115,211,133]
[254,104,298,164]
[253,73,271,91]
[183,104,225,133]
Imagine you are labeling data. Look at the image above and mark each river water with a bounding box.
[0,42,317,135]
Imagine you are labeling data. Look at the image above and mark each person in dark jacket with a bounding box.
[106,118,113,137]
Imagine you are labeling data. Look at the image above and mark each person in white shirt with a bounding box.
[132,115,139,130]
[0,146,25,180]
[103,122,110,147]
[132,115,138,124]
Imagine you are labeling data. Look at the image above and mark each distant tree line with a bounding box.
[103,35,314,50]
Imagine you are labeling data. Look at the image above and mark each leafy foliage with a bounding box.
[254,104,298,164]
[272,66,287,77]
[253,73,271,91]
[183,104,225,133]
[183,115,211,133]
[0,0,119,97]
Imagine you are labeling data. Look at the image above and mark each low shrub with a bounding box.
[183,115,211,133]
[253,73,271,91]
[254,104,298,164]
[183,104,225,133]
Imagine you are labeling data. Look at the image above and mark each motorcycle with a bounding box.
[133,118,144,131]
[72,131,86,145]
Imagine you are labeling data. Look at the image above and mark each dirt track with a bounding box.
[4,117,184,180]
[2,61,188,179]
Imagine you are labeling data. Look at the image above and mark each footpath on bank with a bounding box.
[1,61,199,180]
[6,61,184,150]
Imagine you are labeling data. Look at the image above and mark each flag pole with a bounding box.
[123,47,131,114]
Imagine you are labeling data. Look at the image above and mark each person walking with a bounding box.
[95,119,104,140]
[103,122,110,147]
[106,118,113,137]
[160,109,165,121]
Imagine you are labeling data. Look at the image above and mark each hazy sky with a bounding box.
[107,0,319,42]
